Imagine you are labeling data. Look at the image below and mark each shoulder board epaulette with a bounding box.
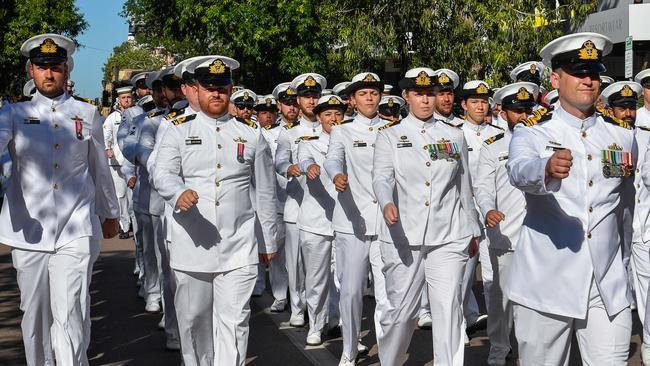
[637,126,650,132]
[9,95,32,103]
[596,105,633,130]
[299,136,319,141]
[336,118,354,126]
[236,116,258,129]
[172,113,197,126]
[165,107,186,120]
[488,123,504,131]
[283,122,297,129]
[72,95,96,105]
[148,110,165,118]
[484,133,505,145]
[519,106,554,127]
[379,119,401,130]
[264,122,281,130]
[441,120,462,129]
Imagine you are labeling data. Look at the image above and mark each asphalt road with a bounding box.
[0,236,645,365]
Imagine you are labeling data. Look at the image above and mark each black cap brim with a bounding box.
[398,79,436,90]
[346,81,384,95]
[502,101,536,111]
[560,62,606,74]
[609,97,638,108]
[314,104,346,115]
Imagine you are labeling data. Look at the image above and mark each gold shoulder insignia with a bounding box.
[283,122,296,129]
[379,119,402,130]
[441,120,463,129]
[299,136,319,141]
[637,126,650,132]
[172,113,196,126]
[519,106,553,127]
[165,107,186,120]
[488,123,504,131]
[148,110,165,118]
[334,118,354,126]
[484,133,505,145]
[10,95,32,103]
[264,122,281,130]
[72,95,96,105]
[236,116,258,129]
[596,105,632,130]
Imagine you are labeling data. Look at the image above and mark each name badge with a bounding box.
[397,142,412,148]
[353,141,367,147]
[498,155,509,161]
[23,117,40,124]
[545,145,565,152]
[185,138,202,145]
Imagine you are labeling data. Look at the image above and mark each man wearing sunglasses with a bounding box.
[232,89,257,120]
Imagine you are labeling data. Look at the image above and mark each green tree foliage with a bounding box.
[122,0,598,92]
[0,0,87,95]
[102,41,167,83]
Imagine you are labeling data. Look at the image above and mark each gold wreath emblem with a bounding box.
[620,85,634,97]
[578,40,599,61]
[209,59,226,74]
[362,73,378,82]
[476,83,489,94]
[516,87,531,101]
[304,76,317,87]
[530,64,537,75]
[387,98,394,107]
[438,72,450,85]
[415,71,431,86]
[328,96,341,105]
[40,38,58,54]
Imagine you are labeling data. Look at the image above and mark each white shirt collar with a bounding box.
[555,102,597,131]
[299,116,320,129]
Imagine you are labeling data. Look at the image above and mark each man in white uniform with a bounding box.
[506,33,634,365]
[153,55,277,366]
[0,33,119,366]
[275,73,326,326]
[373,67,481,366]
[475,81,537,365]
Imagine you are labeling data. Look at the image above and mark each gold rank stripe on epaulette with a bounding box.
[638,126,650,132]
[172,113,197,126]
[488,123,504,131]
[596,105,633,130]
[299,136,319,141]
[9,95,32,103]
[520,106,553,127]
[336,119,354,126]
[378,119,401,130]
[236,116,258,129]
[148,110,165,118]
[441,120,462,129]
[165,108,186,120]
[484,133,505,145]
[283,122,297,129]
[72,95,96,105]
[264,122,281,130]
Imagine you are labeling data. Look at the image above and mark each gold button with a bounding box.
[587,154,592,161]
[425,181,431,186]
[588,180,593,187]
[372,199,377,204]
[216,127,221,132]
[217,163,222,169]
[54,124,59,129]
[421,129,426,133]
[637,168,640,173]
[215,201,220,206]
[218,144,222,149]
[54,143,60,149]
[53,184,58,190]
[423,146,427,150]
[372,143,375,147]
[54,163,60,169]
[588,206,593,213]
[215,181,220,187]
[637,183,641,189]
[581,131,587,138]
[587,232,592,239]
[369,127,373,131]
[425,201,430,206]
[426,162,431,167]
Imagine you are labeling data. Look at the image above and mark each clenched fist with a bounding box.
[176,189,199,211]
[333,173,349,192]
[306,164,321,180]
[545,149,572,180]
[287,164,301,178]
[485,210,505,228]
[383,203,399,225]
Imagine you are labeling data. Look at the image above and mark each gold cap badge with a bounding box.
[578,40,599,61]
[362,73,378,82]
[209,59,226,74]
[415,71,431,86]
[40,38,58,54]
[516,87,531,101]
[620,85,634,97]
[304,76,317,87]
[438,72,450,85]
[476,83,489,94]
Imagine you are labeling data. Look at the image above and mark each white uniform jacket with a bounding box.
[274,117,321,223]
[474,130,525,250]
[506,104,635,318]
[372,114,481,246]
[297,132,336,236]
[103,110,126,166]
[261,121,288,214]
[634,107,650,243]
[153,112,278,273]
[323,114,386,236]
[0,91,119,251]
[433,111,465,128]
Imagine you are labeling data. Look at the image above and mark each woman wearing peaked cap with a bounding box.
[323,71,389,365]
[507,32,636,366]
[374,66,481,366]
[2,33,119,366]
[274,72,327,329]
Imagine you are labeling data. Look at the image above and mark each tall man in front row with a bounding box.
[153,55,278,366]
[506,32,635,365]
[0,34,119,365]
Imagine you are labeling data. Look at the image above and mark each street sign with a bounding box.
[625,36,633,79]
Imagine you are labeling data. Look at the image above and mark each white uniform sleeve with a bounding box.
[297,141,316,173]
[136,118,157,170]
[121,117,143,164]
[147,120,170,186]
[103,113,113,149]
[254,131,279,254]
[274,128,293,177]
[475,144,498,219]
[120,159,136,180]
[152,126,186,208]
[324,127,345,179]
[507,126,555,195]
[458,134,482,237]
[0,104,14,152]
[372,130,396,211]
[642,142,650,190]
[89,109,119,219]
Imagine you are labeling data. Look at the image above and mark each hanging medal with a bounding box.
[234,137,247,163]
[72,115,84,140]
